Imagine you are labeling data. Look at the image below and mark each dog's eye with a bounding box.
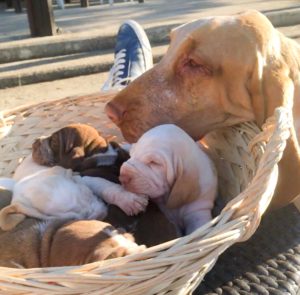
[184,58,212,76]
[187,59,199,68]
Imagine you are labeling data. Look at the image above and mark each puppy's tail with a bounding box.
[0,204,26,231]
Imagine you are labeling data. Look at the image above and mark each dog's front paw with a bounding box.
[118,193,148,216]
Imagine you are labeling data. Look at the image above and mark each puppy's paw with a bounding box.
[118,193,148,216]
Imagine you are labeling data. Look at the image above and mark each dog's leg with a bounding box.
[79,176,148,216]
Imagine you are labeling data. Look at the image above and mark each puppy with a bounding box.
[81,141,130,184]
[32,124,130,182]
[1,163,107,231]
[32,123,107,170]
[119,124,217,235]
[0,155,148,231]
[105,201,179,247]
[0,190,144,268]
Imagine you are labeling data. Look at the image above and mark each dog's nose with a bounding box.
[105,101,125,125]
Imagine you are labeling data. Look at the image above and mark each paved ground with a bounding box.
[0,73,105,111]
[1,0,300,43]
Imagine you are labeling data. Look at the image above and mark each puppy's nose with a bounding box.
[105,101,125,125]
[119,173,131,187]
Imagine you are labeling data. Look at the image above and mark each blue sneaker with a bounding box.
[102,20,153,91]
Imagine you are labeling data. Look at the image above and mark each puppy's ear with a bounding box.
[59,130,71,156]
[167,165,201,209]
[0,204,26,231]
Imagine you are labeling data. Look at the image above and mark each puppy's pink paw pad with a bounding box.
[118,194,148,216]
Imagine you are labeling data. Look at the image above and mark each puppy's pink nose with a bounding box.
[105,101,125,125]
[119,174,131,187]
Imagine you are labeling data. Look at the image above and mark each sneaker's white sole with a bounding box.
[123,20,153,70]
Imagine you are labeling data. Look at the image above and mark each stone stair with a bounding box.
[1,8,300,90]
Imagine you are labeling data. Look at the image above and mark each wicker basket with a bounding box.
[0,92,292,294]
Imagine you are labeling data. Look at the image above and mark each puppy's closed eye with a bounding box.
[143,154,163,167]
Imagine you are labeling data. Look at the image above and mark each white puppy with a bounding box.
[119,124,217,235]
[0,155,148,231]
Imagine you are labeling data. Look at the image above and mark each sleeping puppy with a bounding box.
[0,161,107,231]
[0,155,148,231]
[32,123,129,182]
[81,141,130,184]
[0,190,144,268]
[105,201,179,247]
[119,124,218,235]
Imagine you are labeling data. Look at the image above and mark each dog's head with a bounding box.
[106,10,296,142]
[120,124,204,208]
[32,136,55,166]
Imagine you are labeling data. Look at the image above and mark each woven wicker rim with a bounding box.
[0,92,292,294]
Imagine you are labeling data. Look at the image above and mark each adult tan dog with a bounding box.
[105,10,300,209]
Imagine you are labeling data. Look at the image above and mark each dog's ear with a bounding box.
[0,204,26,231]
[248,38,294,127]
[166,164,201,209]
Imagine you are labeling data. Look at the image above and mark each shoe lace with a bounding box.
[104,49,133,90]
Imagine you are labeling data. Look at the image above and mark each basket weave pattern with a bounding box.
[0,92,292,294]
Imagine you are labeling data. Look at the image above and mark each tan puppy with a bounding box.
[106,10,300,209]
[0,189,144,268]
[119,124,217,235]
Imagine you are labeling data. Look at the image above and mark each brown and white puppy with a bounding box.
[119,124,217,235]
[105,10,300,209]
[0,219,144,268]
[0,190,144,268]
[32,124,129,180]
[81,141,130,184]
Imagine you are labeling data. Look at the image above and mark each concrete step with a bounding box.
[0,44,168,89]
[0,25,169,64]
[1,7,300,64]
[2,25,300,89]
